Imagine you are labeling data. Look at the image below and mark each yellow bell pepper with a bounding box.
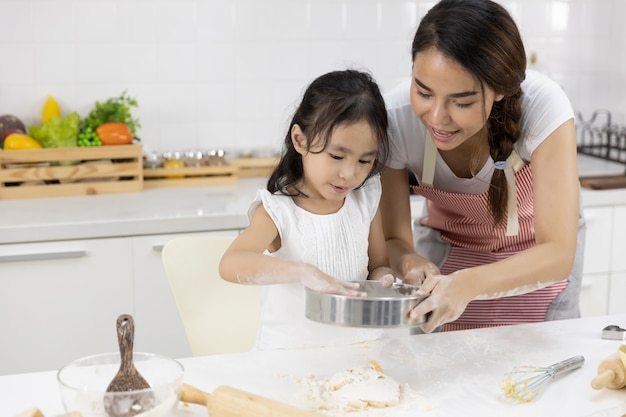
[4,133,43,150]
[42,95,62,123]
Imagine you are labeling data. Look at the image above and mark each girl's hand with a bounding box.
[409,271,473,333]
[300,264,366,297]
[401,254,440,286]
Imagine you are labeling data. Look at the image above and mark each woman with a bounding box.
[380,0,585,333]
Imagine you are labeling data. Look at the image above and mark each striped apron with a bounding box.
[411,137,582,331]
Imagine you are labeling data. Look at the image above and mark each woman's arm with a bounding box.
[412,119,580,331]
[379,167,439,284]
[219,204,364,295]
[366,208,395,283]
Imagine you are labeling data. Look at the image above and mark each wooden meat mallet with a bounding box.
[591,345,626,390]
[180,383,324,417]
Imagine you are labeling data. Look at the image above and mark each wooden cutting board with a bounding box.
[579,174,626,190]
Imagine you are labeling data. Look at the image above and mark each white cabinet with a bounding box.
[608,272,626,314]
[609,206,626,314]
[0,238,134,375]
[582,207,613,274]
[580,207,614,316]
[611,206,626,272]
[579,274,610,316]
[0,230,240,375]
[132,230,239,359]
[580,205,626,316]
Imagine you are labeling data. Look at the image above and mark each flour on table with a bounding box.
[287,360,426,416]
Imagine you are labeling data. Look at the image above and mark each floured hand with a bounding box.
[300,265,366,297]
[409,271,473,333]
[368,266,396,287]
[401,254,440,286]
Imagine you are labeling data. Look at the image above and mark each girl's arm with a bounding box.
[379,167,439,284]
[412,119,580,332]
[219,204,364,296]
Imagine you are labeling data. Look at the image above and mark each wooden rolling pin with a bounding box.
[591,345,626,390]
[180,383,324,417]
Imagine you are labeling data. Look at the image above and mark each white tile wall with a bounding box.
[0,0,624,152]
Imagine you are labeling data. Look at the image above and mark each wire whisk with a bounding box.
[501,355,585,403]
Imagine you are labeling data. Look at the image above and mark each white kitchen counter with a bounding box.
[1,314,625,417]
[0,154,625,245]
[0,178,266,244]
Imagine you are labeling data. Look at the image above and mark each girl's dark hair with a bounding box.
[267,69,389,195]
[412,0,526,225]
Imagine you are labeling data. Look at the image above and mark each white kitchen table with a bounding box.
[2,314,625,417]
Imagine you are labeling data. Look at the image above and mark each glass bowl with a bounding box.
[57,352,184,417]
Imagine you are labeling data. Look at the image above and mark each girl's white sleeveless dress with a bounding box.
[249,175,385,350]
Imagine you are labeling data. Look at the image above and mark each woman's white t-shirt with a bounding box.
[249,175,385,350]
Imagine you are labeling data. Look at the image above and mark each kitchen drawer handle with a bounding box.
[152,244,164,252]
[0,250,87,263]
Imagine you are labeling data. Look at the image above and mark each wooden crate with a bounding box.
[0,145,143,200]
[231,157,279,177]
[143,165,239,188]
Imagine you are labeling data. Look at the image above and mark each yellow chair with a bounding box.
[161,236,261,356]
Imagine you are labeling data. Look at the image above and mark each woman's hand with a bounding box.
[401,253,440,286]
[299,264,366,297]
[368,266,396,287]
[410,271,474,333]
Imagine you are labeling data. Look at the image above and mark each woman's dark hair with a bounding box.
[267,69,389,195]
[412,0,526,225]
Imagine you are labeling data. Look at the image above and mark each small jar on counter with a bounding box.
[143,151,163,169]
[183,149,205,167]
[203,149,227,166]
[162,151,185,178]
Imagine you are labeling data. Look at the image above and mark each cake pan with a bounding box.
[305,280,427,328]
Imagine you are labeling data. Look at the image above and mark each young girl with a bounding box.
[380,0,584,333]
[219,69,395,350]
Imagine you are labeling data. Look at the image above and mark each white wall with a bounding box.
[0,0,624,154]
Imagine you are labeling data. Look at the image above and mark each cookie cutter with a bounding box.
[601,324,626,340]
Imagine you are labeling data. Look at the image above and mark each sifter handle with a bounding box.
[550,355,585,376]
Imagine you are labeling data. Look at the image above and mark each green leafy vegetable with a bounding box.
[81,90,141,140]
[29,112,80,148]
